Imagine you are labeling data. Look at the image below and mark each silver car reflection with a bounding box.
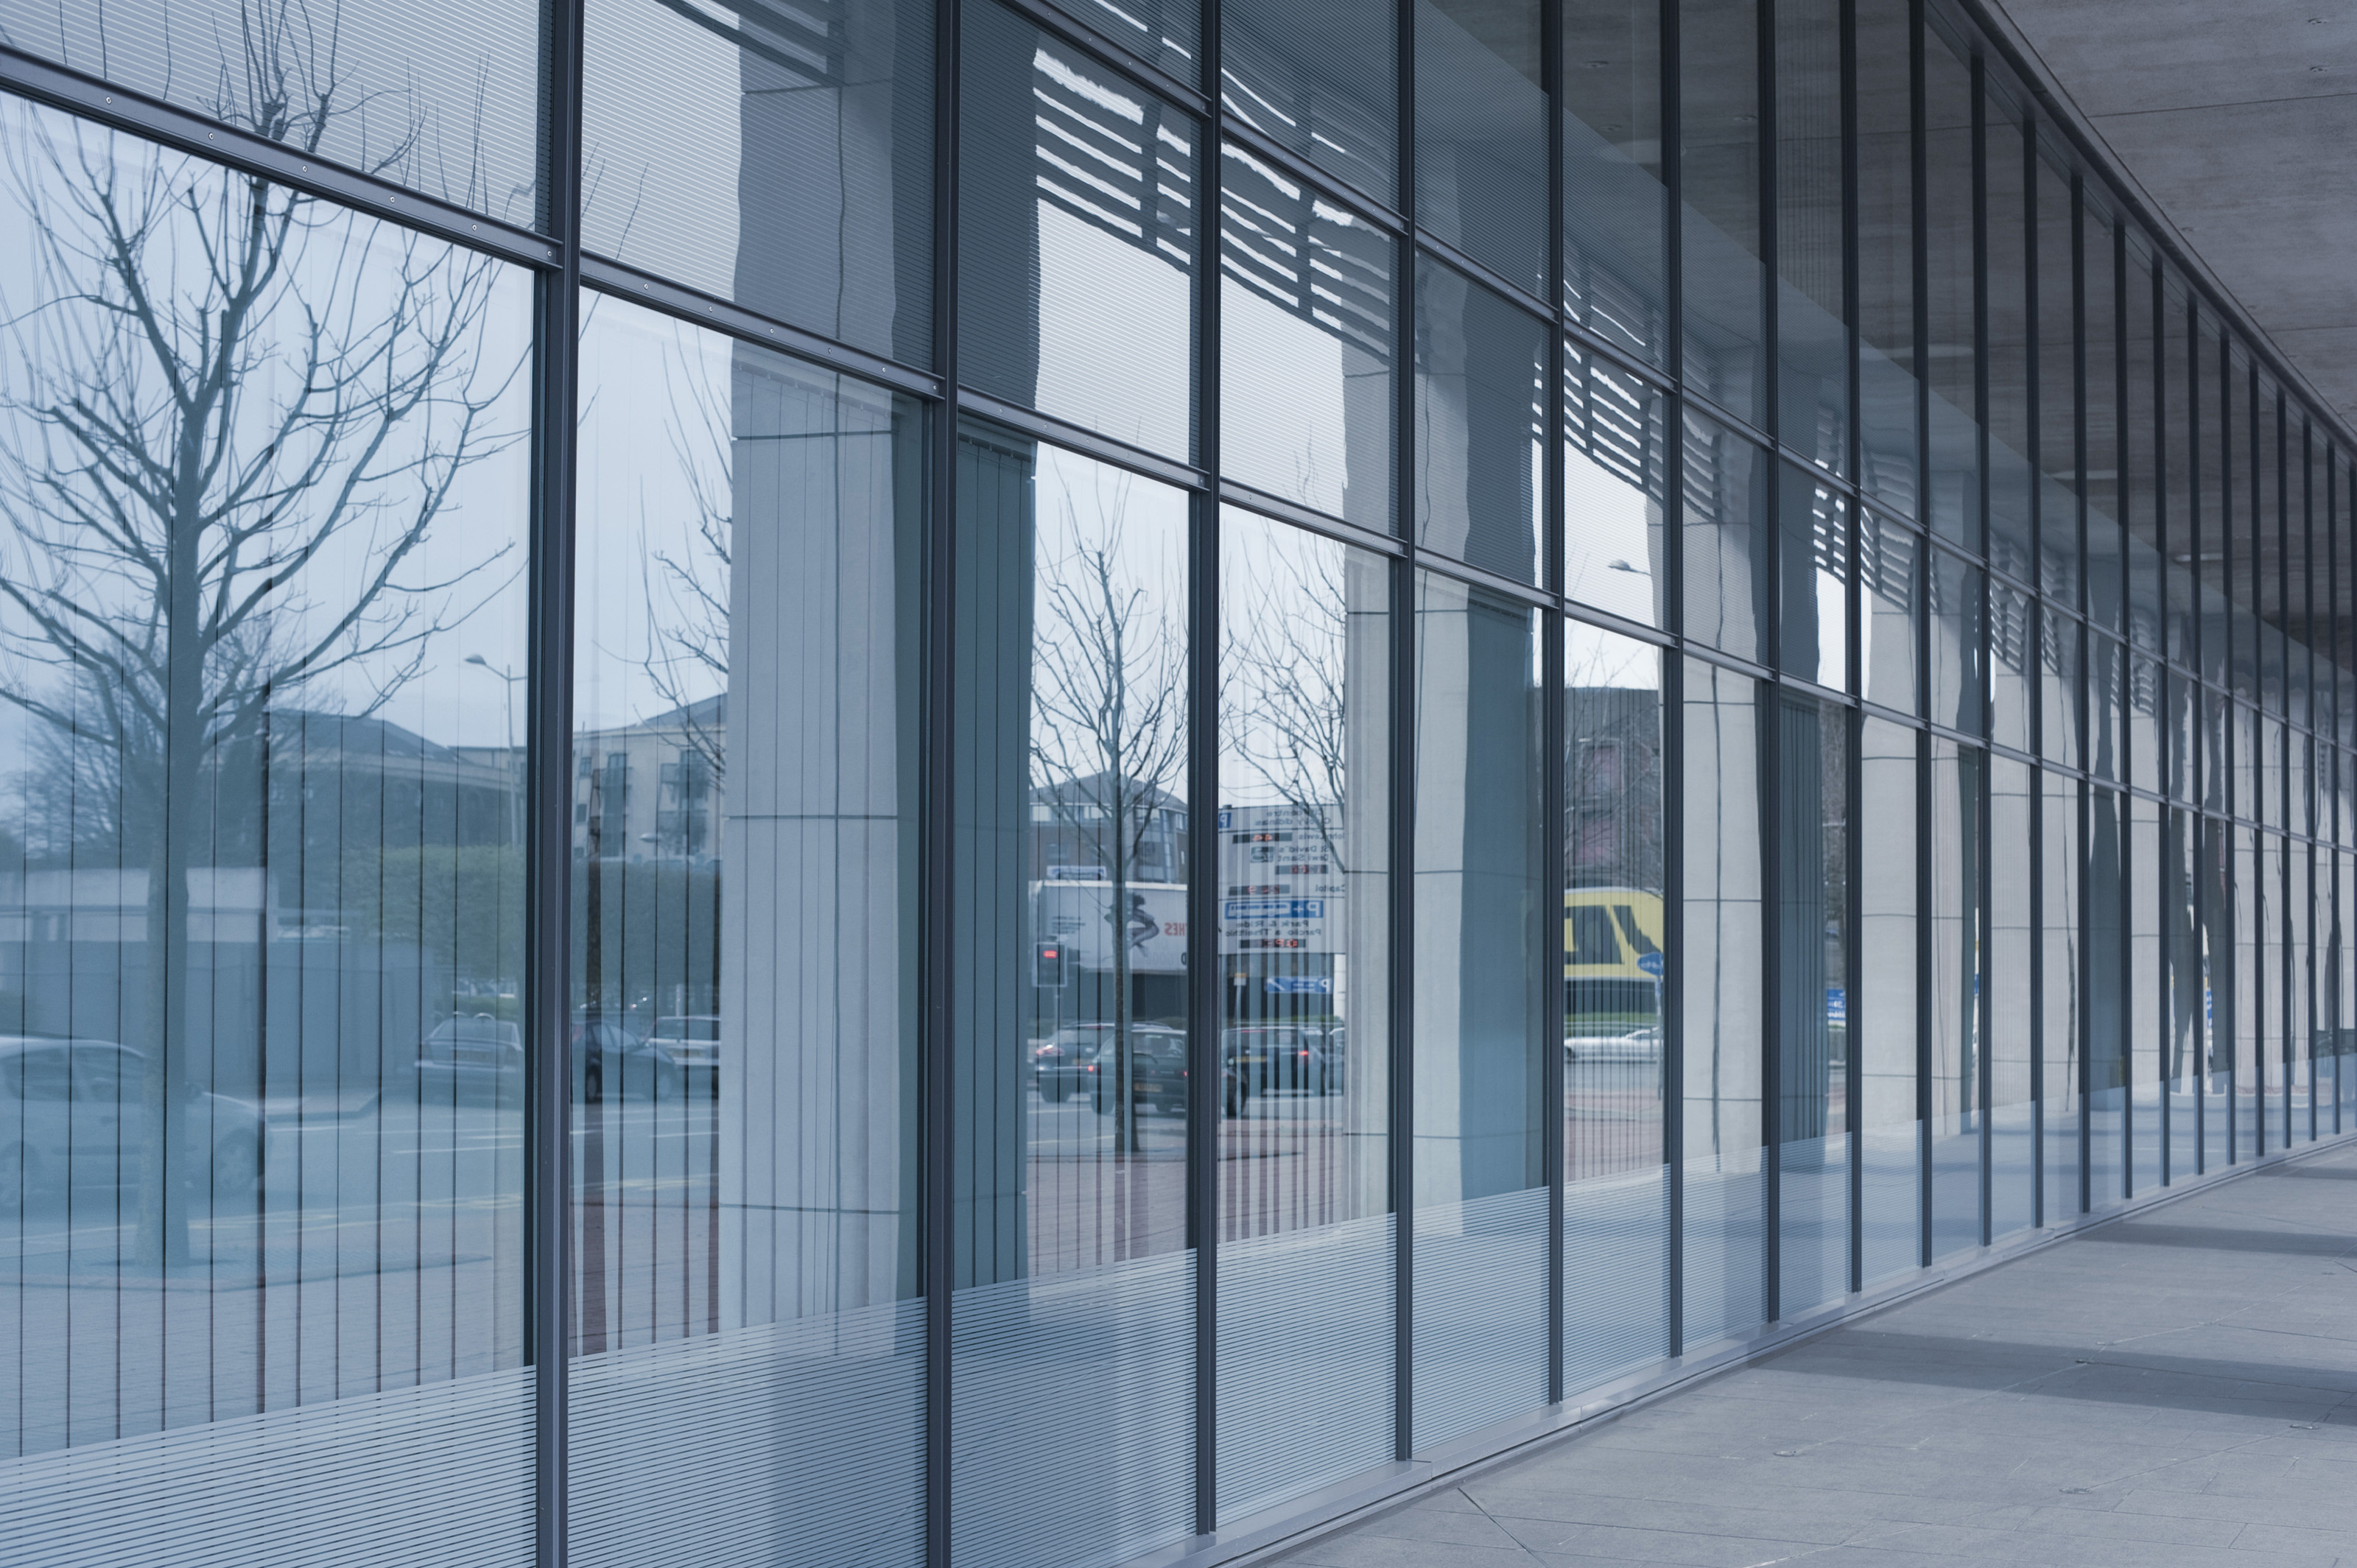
[0,1036,267,1210]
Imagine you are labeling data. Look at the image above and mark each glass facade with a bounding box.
[3,1,2356,1564]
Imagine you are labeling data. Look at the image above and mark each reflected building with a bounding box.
[3,1,2357,1567]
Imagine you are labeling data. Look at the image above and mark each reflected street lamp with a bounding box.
[465,654,525,848]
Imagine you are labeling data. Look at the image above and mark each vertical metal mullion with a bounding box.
[1757,0,1782,1329]
[1914,724,1932,1264]
[923,0,961,1557]
[1542,0,1568,1406]
[2076,770,2093,1216]
[1190,0,1222,1529]
[2151,247,2170,1184]
[2187,294,2205,1172]
[1907,0,1932,1270]
[1841,0,1864,1296]
[2113,219,2132,1202]
[1970,52,1992,1246]
[1908,0,1928,539]
[1661,0,1687,1359]
[2070,175,2090,1216]
[2333,447,2343,1144]
[1391,0,1418,1455]
[1760,677,1783,1321]
[2249,362,2266,1161]
[530,0,585,1562]
[2020,84,2047,1237]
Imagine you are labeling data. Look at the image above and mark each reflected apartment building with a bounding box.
[1,0,2353,1565]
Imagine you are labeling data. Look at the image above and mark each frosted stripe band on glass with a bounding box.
[568,1296,925,1568]
[1861,1122,1922,1283]
[1682,1155,1766,1346]
[1412,1185,1549,1451]
[950,1251,1195,1568]
[1776,1133,1848,1318]
[1217,1212,1394,1524]
[0,1368,533,1568]
[1562,1166,1670,1396]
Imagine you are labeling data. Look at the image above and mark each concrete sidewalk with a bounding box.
[1276,1143,2357,1567]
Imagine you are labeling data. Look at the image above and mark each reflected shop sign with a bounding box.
[1215,803,1346,956]
[1031,879,1190,973]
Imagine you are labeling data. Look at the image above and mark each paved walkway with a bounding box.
[1278,1142,2357,1567]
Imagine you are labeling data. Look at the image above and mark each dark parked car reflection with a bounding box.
[1033,1023,1190,1114]
[0,1037,267,1210]
[1221,1026,1345,1102]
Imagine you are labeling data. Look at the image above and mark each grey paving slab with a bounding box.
[1274,1144,2357,1567]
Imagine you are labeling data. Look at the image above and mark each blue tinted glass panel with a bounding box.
[0,95,534,1546]
[1857,0,1919,521]
[2,0,542,223]
[1416,0,1548,296]
[1223,0,1396,200]
[1682,410,1769,663]
[1990,756,2034,1237]
[1777,0,1847,471]
[1923,29,1977,549]
[1416,252,1545,584]
[1039,0,1198,83]
[1928,740,1981,1261]
[1221,144,1395,530]
[1930,547,1984,736]
[2088,788,2126,1203]
[962,1,1199,462]
[2045,773,2084,1214]
[1777,692,1850,1314]
[949,426,1196,1567]
[583,0,935,365]
[1678,0,1766,428]
[1682,658,1764,1343]
[1780,464,1850,689]
[1864,510,1922,715]
[1215,510,1393,1520]
[569,300,926,1568]
[1412,572,1545,1446]
[1562,625,1668,1377]
[1859,717,1919,1278]
[1562,0,1668,365]
[1564,347,1669,626]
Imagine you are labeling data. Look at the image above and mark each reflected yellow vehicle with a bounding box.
[1563,887,1665,1017]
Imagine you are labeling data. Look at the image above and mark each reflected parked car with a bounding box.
[575,1019,686,1104]
[404,1015,685,1104]
[1033,1023,1188,1112]
[0,1037,267,1209]
[1221,1026,1343,1099]
[649,1015,722,1089]
[412,1015,525,1103]
[1085,1027,1190,1114]
[1564,1024,1662,1064]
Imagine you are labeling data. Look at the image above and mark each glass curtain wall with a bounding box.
[1215,512,1394,1521]
[570,300,926,1566]
[0,91,538,1562]
[13,0,2357,1564]
[1562,627,1670,1387]
[1411,574,1546,1448]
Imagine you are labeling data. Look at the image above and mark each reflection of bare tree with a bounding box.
[636,343,734,787]
[1222,538,1350,873]
[0,21,524,1268]
[1030,478,1186,1155]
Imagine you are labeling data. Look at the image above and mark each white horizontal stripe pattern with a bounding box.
[568,1297,925,1568]
[0,1368,533,1568]
[950,1251,1195,1568]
